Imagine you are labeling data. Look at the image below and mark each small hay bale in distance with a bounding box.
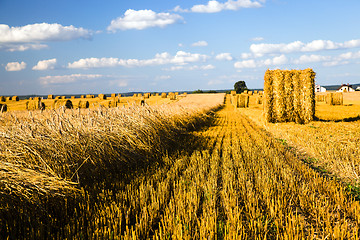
[86,94,94,98]
[80,95,85,98]
[243,90,248,94]
[238,94,249,108]
[6,97,11,101]
[53,99,73,109]
[12,96,19,101]
[26,100,45,110]
[248,91,253,96]
[143,93,150,99]
[98,94,106,100]
[61,96,66,99]
[256,95,263,104]
[71,96,76,99]
[47,94,54,99]
[264,68,315,124]
[168,92,176,100]
[254,90,258,94]
[55,96,61,100]
[0,103,7,112]
[111,93,116,98]
[155,93,160,97]
[108,100,117,108]
[77,100,89,109]
[231,90,236,96]
[0,96,5,102]
[326,92,343,105]
[161,93,167,98]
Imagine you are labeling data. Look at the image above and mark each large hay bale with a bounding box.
[108,100,117,108]
[326,92,343,105]
[168,92,176,100]
[6,97,11,101]
[77,100,89,109]
[238,94,249,108]
[161,93,167,98]
[264,68,315,124]
[12,96,19,101]
[0,96,5,102]
[98,94,106,100]
[53,100,73,109]
[26,100,45,110]
[47,95,54,99]
[0,103,7,112]
[256,95,263,104]
[315,94,326,102]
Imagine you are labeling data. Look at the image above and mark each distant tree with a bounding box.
[234,81,248,93]
[193,89,204,93]
[207,90,217,93]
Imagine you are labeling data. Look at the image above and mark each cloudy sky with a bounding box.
[1,0,359,95]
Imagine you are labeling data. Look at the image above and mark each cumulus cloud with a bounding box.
[68,51,209,69]
[39,74,103,85]
[0,43,48,52]
[215,53,233,61]
[107,9,183,31]
[175,0,263,13]
[192,40,208,47]
[251,37,264,41]
[249,39,360,56]
[5,61,27,71]
[32,58,57,70]
[155,75,171,80]
[234,54,287,68]
[164,64,215,71]
[0,23,92,51]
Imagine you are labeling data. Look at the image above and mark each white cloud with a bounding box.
[234,54,287,68]
[234,59,257,68]
[68,51,209,69]
[5,61,26,71]
[0,23,92,43]
[39,74,103,85]
[175,0,263,13]
[0,23,92,52]
[215,53,233,61]
[251,37,264,42]
[249,39,360,56]
[293,54,331,64]
[192,40,208,47]
[32,58,57,70]
[178,43,184,47]
[155,75,171,80]
[189,64,215,70]
[107,9,183,31]
[0,43,48,52]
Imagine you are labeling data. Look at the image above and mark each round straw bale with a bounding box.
[12,96,19,101]
[53,99,73,109]
[77,100,89,109]
[0,103,7,112]
[80,95,85,98]
[6,97,11,101]
[0,96,5,102]
[71,96,76,99]
[48,94,54,99]
[55,96,61,100]
[161,92,167,98]
[26,100,45,110]
[61,96,66,99]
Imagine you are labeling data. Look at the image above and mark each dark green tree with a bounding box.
[234,81,248,93]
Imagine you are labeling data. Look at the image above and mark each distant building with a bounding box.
[356,86,360,91]
[337,84,355,92]
[315,84,327,92]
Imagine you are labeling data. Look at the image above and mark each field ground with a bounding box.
[0,95,182,112]
[1,93,360,238]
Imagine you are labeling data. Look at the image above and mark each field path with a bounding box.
[89,96,360,239]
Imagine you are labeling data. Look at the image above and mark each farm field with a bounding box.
[1,93,360,238]
[0,94,183,112]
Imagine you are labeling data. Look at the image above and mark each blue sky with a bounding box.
[1,0,359,95]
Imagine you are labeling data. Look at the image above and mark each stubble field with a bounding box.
[1,92,360,239]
